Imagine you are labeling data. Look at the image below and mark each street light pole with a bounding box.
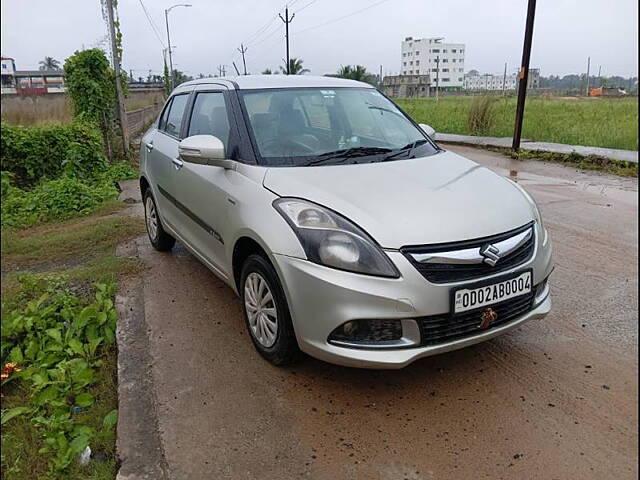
[165,4,191,90]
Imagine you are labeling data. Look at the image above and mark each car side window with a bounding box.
[187,92,230,149]
[158,97,173,131]
[162,93,189,138]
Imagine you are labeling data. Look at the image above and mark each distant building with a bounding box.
[383,74,431,98]
[464,68,540,91]
[1,56,65,95]
[1,56,17,93]
[401,37,465,90]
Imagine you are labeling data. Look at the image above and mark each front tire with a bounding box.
[144,190,175,252]
[240,254,299,365]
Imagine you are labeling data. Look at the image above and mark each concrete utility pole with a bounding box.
[585,56,591,96]
[435,55,440,101]
[238,43,248,75]
[165,4,191,89]
[105,0,129,156]
[597,65,602,86]
[502,62,507,95]
[512,0,537,151]
[379,65,383,89]
[279,6,295,74]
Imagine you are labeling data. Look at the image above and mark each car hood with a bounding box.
[263,150,537,248]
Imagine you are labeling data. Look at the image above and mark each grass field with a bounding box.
[396,96,638,151]
[1,203,145,479]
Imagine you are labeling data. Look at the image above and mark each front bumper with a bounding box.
[272,231,553,369]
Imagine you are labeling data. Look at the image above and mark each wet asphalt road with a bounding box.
[123,145,638,480]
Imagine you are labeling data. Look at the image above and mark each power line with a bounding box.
[294,0,392,35]
[137,0,166,48]
[292,0,319,14]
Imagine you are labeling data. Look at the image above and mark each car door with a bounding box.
[146,91,192,235]
[169,88,237,276]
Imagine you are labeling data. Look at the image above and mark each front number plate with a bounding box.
[453,271,532,314]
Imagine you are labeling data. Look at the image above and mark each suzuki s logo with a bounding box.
[480,244,500,266]
[479,308,498,329]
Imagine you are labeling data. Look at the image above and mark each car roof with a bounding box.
[174,74,375,92]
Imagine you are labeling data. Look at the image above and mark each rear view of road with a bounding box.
[118,146,637,480]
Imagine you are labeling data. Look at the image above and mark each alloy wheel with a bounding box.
[244,272,278,347]
[145,196,158,240]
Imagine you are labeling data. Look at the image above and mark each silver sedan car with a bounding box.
[140,75,553,369]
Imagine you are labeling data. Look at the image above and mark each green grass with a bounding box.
[1,349,118,480]
[396,96,639,151]
[2,214,144,269]
[1,203,145,479]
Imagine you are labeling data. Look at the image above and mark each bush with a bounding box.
[63,49,115,124]
[1,122,108,187]
[1,279,119,476]
[1,177,118,228]
[467,96,499,135]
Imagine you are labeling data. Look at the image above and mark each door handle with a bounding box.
[145,142,154,152]
[172,157,184,170]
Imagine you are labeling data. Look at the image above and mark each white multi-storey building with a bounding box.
[464,69,540,91]
[400,37,465,90]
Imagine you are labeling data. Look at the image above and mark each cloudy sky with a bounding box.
[1,0,638,78]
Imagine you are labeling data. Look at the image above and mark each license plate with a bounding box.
[453,271,532,314]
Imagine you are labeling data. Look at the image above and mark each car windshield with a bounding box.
[240,87,438,166]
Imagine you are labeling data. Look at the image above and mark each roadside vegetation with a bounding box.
[501,148,638,177]
[396,95,639,151]
[1,45,144,479]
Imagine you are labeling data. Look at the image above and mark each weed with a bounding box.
[467,96,499,135]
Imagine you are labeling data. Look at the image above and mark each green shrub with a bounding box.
[1,122,108,187]
[1,177,118,228]
[1,279,118,476]
[63,49,115,124]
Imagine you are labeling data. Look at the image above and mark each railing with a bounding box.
[125,104,162,137]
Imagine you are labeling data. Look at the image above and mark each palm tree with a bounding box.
[39,56,61,71]
[333,65,376,85]
[280,58,309,75]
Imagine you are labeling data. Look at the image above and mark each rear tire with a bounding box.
[144,190,175,252]
[240,254,299,365]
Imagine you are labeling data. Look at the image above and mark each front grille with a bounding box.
[419,290,535,346]
[401,222,535,284]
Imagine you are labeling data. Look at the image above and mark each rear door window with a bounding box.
[161,93,189,138]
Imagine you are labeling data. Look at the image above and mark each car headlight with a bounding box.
[273,198,399,278]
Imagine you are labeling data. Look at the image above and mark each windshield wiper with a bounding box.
[366,103,405,117]
[307,147,392,166]
[382,139,428,162]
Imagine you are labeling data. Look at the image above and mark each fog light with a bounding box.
[343,320,358,336]
[328,319,421,349]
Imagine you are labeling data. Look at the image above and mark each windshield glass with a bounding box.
[240,87,438,166]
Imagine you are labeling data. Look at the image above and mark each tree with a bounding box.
[332,65,377,85]
[280,58,309,75]
[39,56,61,71]
[262,68,273,75]
[172,69,193,86]
[467,69,480,76]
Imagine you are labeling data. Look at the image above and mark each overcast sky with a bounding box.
[1,0,638,78]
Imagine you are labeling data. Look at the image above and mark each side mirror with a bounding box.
[419,123,436,138]
[179,135,234,168]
